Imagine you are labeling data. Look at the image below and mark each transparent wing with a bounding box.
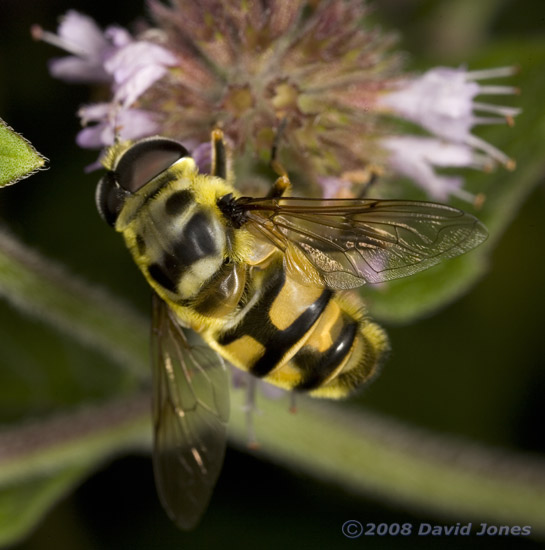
[237,197,488,289]
[151,295,229,530]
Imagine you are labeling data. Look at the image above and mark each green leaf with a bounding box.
[0,119,47,187]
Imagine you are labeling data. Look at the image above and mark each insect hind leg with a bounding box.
[243,377,260,449]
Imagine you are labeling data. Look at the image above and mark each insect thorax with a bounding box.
[118,172,252,328]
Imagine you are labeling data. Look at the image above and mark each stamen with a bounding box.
[472,116,510,126]
[466,66,518,80]
[472,101,522,118]
[469,152,495,171]
[478,85,519,96]
[466,134,514,168]
[474,193,486,209]
[451,186,477,204]
[30,24,88,57]
[505,115,515,127]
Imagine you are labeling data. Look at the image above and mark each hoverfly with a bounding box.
[96,129,487,529]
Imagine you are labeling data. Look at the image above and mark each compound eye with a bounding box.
[96,171,129,227]
[115,138,189,192]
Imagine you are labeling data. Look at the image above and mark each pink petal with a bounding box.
[113,64,168,107]
[117,109,160,140]
[382,136,477,202]
[105,41,177,81]
[78,103,112,124]
[48,56,109,83]
[104,26,133,48]
[76,123,111,148]
[57,10,108,56]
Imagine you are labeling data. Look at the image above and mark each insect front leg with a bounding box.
[211,128,227,180]
[267,119,292,198]
[354,165,383,198]
[267,174,292,198]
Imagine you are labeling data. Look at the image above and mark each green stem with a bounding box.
[1,389,545,537]
[0,230,148,380]
[237,394,545,534]
[0,394,151,487]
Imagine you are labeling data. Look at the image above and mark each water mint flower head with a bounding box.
[37,1,519,202]
[145,0,401,179]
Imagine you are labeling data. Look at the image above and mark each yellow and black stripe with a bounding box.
[208,256,388,398]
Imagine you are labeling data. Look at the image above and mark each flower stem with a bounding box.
[0,230,148,380]
[1,389,545,537]
[0,394,151,487]
[236,394,545,534]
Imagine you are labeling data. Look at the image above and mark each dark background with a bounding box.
[1,0,544,548]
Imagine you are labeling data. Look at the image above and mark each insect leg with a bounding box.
[211,129,227,180]
[267,118,292,198]
[270,117,288,178]
[266,174,292,198]
[244,377,259,449]
[289,391,298,414]
[356,165,383,198]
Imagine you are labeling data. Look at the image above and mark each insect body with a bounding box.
[96,130,487,529]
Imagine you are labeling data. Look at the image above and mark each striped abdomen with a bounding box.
[120,176,388,397]
[209,258,389,398]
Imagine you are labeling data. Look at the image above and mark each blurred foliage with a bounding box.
[0,0,544,549]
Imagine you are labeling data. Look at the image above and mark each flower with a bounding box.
[105,40,178,108]
[76,103,159,149]
[145,0,401,191]
[36,2,519,202]
[378,66,520,198]
[32,11,120,83]
[381,137,487,202]
[34,10,177,148]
